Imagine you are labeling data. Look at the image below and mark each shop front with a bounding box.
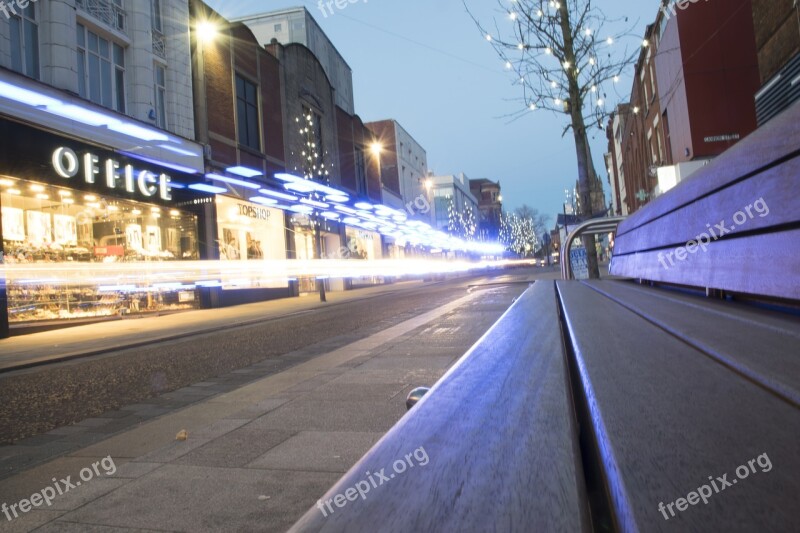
[291,213,343,293]
[0,119,207,332]
[344,226,384,288]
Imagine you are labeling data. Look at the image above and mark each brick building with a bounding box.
[752,0,800,124]
[469,178,502,240]
[607,0,761,215]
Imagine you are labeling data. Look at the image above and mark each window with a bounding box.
[355,147,367,195]
[151,0,162,32]
[274,23,282,32]
[154,63,167,128]
[649,63,657,103]
[9,4,39,79]
[236,74,260,150]
[77,24,126,112]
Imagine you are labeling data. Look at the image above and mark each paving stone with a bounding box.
[222,398,292,420]
[34,521,161,532]
[247,431,383,473]
[174,428,294,468]
[247,399,405,433]
[44,426,89,437]
[56,465,340,533]
[47,477,129,512]
[304,382,410,402]
[0,510,65,533]
[13,435,62,447]
[106,461,163,480]
[73,419,115,428]
[355,355,455,371]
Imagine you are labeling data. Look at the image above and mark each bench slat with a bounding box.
[609,228,800,300]
[290,282,590,532]
[615,99,800,237]
[582,280,800,406]
[613,155,799,256]
[557,281,800,532]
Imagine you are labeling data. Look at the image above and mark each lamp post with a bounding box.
[370,142,383,184]
[191,14,219,261]
[369,142,387,259]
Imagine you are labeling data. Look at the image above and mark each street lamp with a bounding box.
[196,21,218,44]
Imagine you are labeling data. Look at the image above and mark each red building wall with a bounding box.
[656,0,760,162]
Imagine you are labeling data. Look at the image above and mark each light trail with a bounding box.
[1,259,537,291]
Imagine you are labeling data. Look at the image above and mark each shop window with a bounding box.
[154,63,167,128]
[214,196,287,289]
[9,3,39,80]
[236,74,260,151]
[76,23,126,113]
[1,177,199,323]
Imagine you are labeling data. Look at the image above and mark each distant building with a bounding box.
[364,119,430,223]
[605,104,630,217]
[229,7,355,115]
[428,173,479,234]
[751,0,800,125]
[468,178,502,240]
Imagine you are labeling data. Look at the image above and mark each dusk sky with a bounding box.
[205,0,659,223]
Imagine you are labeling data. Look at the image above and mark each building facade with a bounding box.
[428,173,479,236]
[610,0,761,214]
[605,104,630,216]
[468,178,502,240]
[0,0,208,336]
[364,119,430,223]
[751,0,800,125]
[228,7,355,115]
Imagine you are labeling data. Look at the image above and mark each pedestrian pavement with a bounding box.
[0,281,526,532]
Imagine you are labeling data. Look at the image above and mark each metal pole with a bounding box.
[314,220,326,302]
[561,216,626,279]
[0,192,9,338]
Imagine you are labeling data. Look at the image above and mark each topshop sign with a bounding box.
[51,147,173,201]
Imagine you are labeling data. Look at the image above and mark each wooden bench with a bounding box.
[288,103,800,532]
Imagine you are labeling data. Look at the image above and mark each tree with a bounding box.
[515,204,550,239]
[291,109,332,301]
[500,206,549,258]
[447,197,477,241]
[466,0,639,277]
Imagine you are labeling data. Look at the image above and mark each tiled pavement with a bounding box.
[0,283,529,532]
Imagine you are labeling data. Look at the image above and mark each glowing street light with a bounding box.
[370,142,383,156]
[196,21,218,43]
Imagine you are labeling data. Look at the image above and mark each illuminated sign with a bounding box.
[51,146,172,201]
[237,203,271,221]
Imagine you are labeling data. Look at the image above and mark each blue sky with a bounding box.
[206,0,659,223]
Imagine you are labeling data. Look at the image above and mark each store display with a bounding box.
[2,207,25,241]
[1,176,200,324]
[53,214,78,245]
[26,210,52,244]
